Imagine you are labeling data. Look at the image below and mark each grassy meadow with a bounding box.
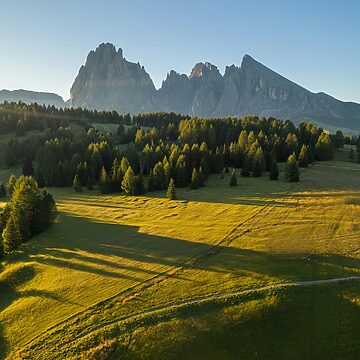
[0,144,359,359]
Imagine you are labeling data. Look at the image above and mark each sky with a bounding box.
[0,0,359,102]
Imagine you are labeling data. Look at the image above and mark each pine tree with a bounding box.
[2,214,23,253]
[99,167,111,194]
[121,166,136,195]
[241,156,251,177]
[120,157,130,176]
[285,153,300,182]
[134,174,146,195]
[229,169,237,186]
[166,178,176,200]
[153,162,167,190]
[22,157,34,176]
[269,160,279,180]
[252,160,262,177]
[147,170,155,191]
[73,175,82,192]
[86,168,96,190]
[35,169,45,188]
[190,168,200,189]
[298,145,309,168]
[7,175,17,196]
[198,166,205,187]
[0,183,6,198]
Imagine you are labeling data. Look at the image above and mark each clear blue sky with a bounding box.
[1,0,359,102]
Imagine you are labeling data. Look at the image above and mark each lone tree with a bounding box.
[166,178,176,200]
[73,175,82,192]
[285,153,300,182]
[229,169,237,186]
[269,160,279,180]
[190,168,200,189]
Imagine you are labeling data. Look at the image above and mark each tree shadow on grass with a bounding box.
[8,213,360,294]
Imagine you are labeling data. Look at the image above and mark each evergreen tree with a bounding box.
[22,157,34,176]
[0,183,6,198]
[122,166,136,195]
[166,178,176,200]
[147,170,155,191]
[252,160,262,177]
[285,153,300,182]
[35,169,45,188]
[73,175,82,192]
[2,214,23,253]
[7,175,17,196]
[229,169,237,186]
[269,160,279,180]
[298,145,309,168]
[86,168,96,190]
[241,156,251,177]
[153,162,167,190]
[190,168,200,189]
[120,157,130,176]
[134,174,146,195]
[198,166,205,187]
[99,167,111,194]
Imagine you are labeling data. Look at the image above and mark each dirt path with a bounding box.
[59,275,360,350]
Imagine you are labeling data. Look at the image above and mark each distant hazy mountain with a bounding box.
[0,89,67,108]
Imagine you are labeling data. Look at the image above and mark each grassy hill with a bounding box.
[0,147,359,359]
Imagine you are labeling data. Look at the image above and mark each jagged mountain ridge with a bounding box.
[68,42,360,131]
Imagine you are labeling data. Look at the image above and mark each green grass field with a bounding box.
[0,147,360,359]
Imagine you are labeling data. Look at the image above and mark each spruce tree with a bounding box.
[134,174,146,195]
[99,167,111,194]
[252,160,262,177]
[86,168,96,190]
[153,162,167,190]
[199,166,205,187]
[190,168,200,189]
[269,160,279,180]
[298,145,309,168]
[73,175,82,192]
[147,170,155,191]
[35,169,45,188]
[229,169,237,186]
[166,178,176,200]
[0,183,6,198]
[16,120,25,137]
[241,156,251,177]
[285,153,300,182]
[121,166,136,195]
[2,214,23,253]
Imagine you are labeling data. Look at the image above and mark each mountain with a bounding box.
[70,43,360,131]
[0,89,67,108]
[70,43,157,114]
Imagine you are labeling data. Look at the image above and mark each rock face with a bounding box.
[70,43,360,131]
[0,89,66,107]
[70,43,156,114]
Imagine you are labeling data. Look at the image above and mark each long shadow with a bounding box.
[9,213,360,291]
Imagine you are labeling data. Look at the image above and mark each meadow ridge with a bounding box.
[0,146,358,359]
